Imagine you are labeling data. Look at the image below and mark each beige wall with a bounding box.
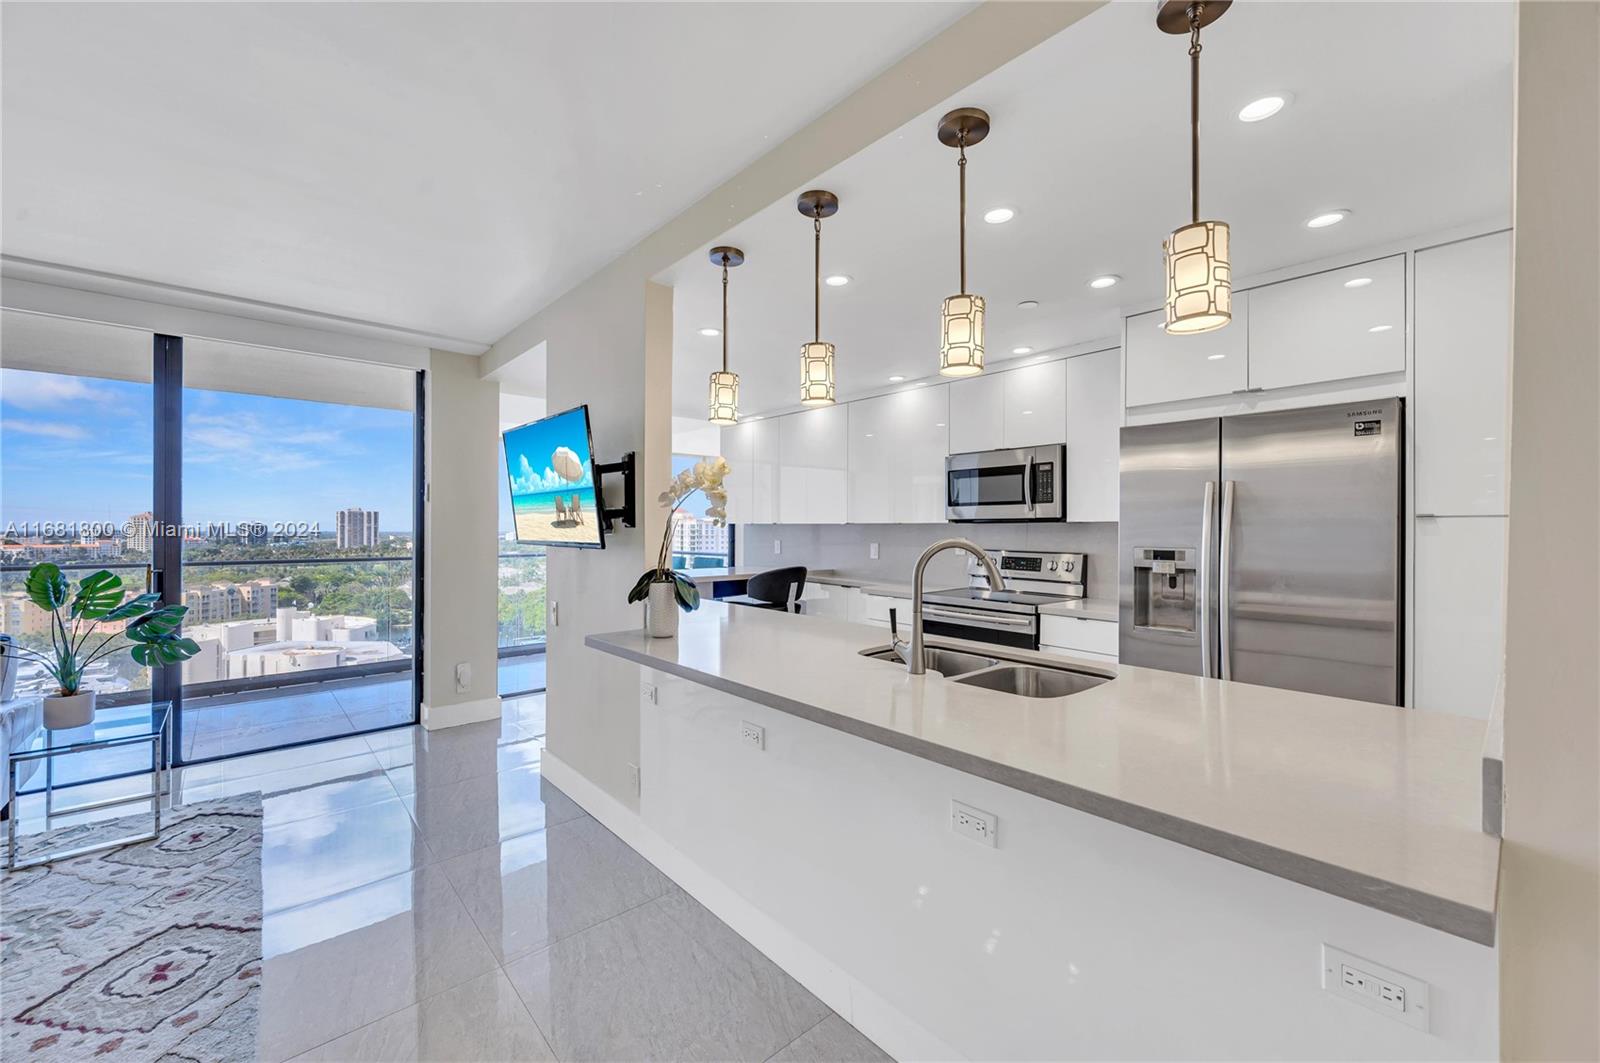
[486,1,1106,810]
[421,349,502,728]
[1499,2,1600,1058]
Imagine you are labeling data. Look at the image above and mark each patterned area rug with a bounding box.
[1,794,264,1061]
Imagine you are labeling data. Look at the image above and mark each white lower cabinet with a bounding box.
[1039,615,1119,663]
[1413,516,1507,718]
[859,592,912,630]
[797,582,853,620]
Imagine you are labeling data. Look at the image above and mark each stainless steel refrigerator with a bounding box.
[1118,398,1404,705]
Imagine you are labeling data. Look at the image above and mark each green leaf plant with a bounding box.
[8,563,201,696]
[626,457,727,614]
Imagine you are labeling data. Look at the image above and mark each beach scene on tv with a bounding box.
[504,408,603,546]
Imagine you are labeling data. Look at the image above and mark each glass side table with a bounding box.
[5,701,173,871]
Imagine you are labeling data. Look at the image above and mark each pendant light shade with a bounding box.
[937,107,990,376]
[796,190,839,407]
[1160,0,1233,335]
[706,246,745,425]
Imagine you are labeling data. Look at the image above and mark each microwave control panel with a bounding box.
[1033,462,1055,504]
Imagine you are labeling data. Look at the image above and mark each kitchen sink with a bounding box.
[953,665,1110,698]
[859,645,1000,678]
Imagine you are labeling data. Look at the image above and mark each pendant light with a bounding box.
[1160,0,1232,334]
[797,189,839,406]
[706,245,744,426]
[937,107,990,376]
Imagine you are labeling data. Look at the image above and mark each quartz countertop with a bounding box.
[587,602,1500,945]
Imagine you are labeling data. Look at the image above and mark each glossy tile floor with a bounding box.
[5,694,890,1062]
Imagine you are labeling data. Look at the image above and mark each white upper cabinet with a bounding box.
[947,371,1006,453]
[849,386,949,524]
[1124,292,1250,406]
[1247,255,1406,391]
[1414,232,1511,516]
[720,421,755,525]
[1065,348,1121,522]
[775,404,848,525]
[1002,359,1068,449]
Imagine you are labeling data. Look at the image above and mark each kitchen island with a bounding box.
[576,601,1499,1060]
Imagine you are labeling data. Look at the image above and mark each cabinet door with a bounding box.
[1124,293,1250,406]
[1002,359,1068,449]
[721,422,754,525]
[1248,255,1405,391]
[889,385,951,523]
[777,405,848,524]
[750,418,779,524]
[1413,516,1506,718]
[1065,348,1121,522]
[848,395,894,524]
[1415,232,1511,516]
[947,372,1005,453]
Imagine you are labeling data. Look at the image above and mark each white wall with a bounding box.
[1499,3,1600,1057]
[421,349,501,727]
[548,673,1498,1061]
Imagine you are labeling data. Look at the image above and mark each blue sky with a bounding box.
[502,407,594,500]
[1,369,414,534]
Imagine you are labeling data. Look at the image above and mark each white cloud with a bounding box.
[0,371,121,410]
[5,419,90,440]
[509,453,593,495]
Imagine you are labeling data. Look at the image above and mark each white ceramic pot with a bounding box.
[645,581,680,639]
[44,689,96,730]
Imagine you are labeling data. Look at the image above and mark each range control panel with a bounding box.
[969,549,1086,589]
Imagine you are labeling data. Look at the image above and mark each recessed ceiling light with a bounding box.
[825,274,852,287]
[1012,346,1033,355]
[983,207,1015,225]
[1344,277,1373,288]
[888,375,906,383]
[1237,95,1288,123]
[1368,324,1394,333]
[1017,300,1039,310]
[1305,210,1349,229]
[1088,275,1120,289]
[698,327,720,337]
[1208,353,1227,361]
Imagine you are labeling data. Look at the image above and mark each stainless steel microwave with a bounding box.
[945,445,1066,522]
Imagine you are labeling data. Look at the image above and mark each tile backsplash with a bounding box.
[735,522,1119,601]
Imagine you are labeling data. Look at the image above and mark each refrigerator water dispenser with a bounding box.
[1132,548,1198,634]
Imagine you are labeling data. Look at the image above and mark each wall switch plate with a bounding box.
[739,721,765,750]
[773,538,782,556]
[869,542,879,560]
[627,762,640,796]
[951,800,998,847]
[454,662,471,693]
[641,682,658,705]
[1321,945,1429,1032]
[551,601,560,628]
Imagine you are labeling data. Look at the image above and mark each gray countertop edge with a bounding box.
[586,631,1497,948]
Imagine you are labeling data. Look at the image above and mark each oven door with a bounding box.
[920,602,1039,650]
[945,446,1064,521]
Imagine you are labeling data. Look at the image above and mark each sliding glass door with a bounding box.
[1,309,422,775]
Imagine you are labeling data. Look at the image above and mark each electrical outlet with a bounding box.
[869,541,879,560]
[454,662,471,694]
[1322,945,1429,1032]
[739,721,764,750]
[641,682,658,705]
[773,538,782,556]
[951,800,998,847]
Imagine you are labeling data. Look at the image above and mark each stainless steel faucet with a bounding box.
[891,537,1005,675]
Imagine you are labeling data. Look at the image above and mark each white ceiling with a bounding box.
[0,2,973,348]
[661,1,1514,419]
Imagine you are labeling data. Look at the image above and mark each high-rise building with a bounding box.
[670,516,729,559]
[126,512,154,554]
[336,507,380,549]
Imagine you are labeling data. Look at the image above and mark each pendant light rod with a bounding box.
[795,190,839,345]
[814,213,822,342]
[1189,3,1203,223]
[958,139,968,293]
[721,255,730,372]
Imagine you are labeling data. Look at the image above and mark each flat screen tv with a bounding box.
[503,404,605,549]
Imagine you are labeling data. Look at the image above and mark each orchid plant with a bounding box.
[627,456,729,613]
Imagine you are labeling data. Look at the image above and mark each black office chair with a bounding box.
[724,566,808,613]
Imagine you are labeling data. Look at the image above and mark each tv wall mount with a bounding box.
[594,451,636,532]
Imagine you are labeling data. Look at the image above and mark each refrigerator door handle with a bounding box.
[1219,479,1236,681]
[1199,481,1216,678]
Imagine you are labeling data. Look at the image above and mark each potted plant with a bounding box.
[628,457,729,638]
[10,563,201,729]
